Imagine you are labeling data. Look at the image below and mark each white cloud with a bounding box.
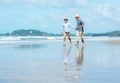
[21,15,43,25]
[94,3,120,23]
[75,0,88,7]
[1,0,88,8]
[24,0,48,5]
[25,0,88,7]
[96,4,111,17]
[1,0,120,32]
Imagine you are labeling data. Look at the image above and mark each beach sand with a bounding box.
[106,40,120,45]
[0,40,120,83]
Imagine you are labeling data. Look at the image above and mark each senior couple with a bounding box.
[62,14,84,47]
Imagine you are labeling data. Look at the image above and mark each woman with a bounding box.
[62,17,74,47]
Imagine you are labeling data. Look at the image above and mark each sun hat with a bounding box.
[75,14,80,18]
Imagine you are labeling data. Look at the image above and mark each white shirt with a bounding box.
[63,22,74,32]
[63,55,72,65]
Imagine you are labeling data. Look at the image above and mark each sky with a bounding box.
[0,0,120,34]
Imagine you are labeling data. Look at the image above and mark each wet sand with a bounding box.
[106,40,120,45]
[0,40,120,83]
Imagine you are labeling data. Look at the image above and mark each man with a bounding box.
[75,45,84,71]
[74,45,84,79]
[75,14,84,47]
[62,17,73,47]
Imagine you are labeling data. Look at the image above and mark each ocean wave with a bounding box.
[0,36,57,41]
[0,36,120,44]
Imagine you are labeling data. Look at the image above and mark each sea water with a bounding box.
[0,36,120,83]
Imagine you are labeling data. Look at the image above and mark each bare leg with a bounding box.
[63,32,66,46]
[69,38,72,47]
[68,32,72,47]
[76,31,79,45]
[81,32,84,47]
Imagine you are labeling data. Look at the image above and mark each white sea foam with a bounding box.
[0,36,120,44]
[0,36,21,41]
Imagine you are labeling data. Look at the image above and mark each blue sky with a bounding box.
[0,0,120,34]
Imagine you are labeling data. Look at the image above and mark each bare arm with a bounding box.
[69,23,76,30]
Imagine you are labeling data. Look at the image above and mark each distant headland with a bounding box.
[0,29,120,37]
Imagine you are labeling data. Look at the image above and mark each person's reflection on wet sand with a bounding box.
[63,46,72,79]
[74,45,84,79]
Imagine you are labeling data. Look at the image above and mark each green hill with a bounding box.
[0,29,120,37]
[10,29,48,36]
[104,31,120,36]
[85,31,120,37]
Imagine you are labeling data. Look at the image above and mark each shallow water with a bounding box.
[0,40,120,83]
